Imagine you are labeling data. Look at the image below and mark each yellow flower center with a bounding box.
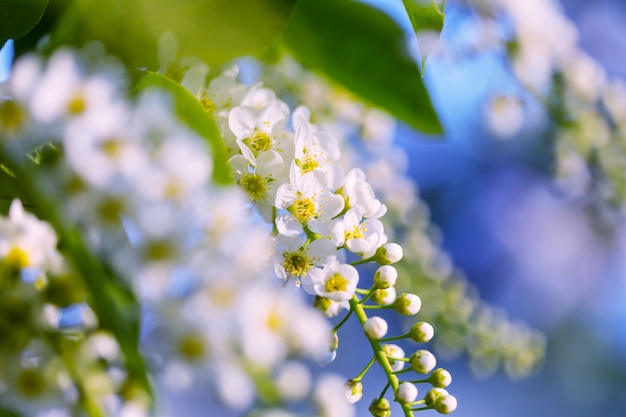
[67,93,86,115]
[295,151,319,174]
[244,130,272,156]
[345,223,365,241]
[178,334,207,361]
[16,368,46,398]
[266,309,283,333]
[142,239,174,261]
[283,251,313,278]
[97,196,125,223]
[4,247,29,269]
[238,173,268,202]
[198,95,216,114]
[291,196,316,223]
[100,137,123,157]
[0,100,25,132]
[324,273,348,293]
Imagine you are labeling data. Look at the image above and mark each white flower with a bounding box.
[230,150,286,220]
[292,105,344,189]
[275,163,345,236]
[394,293,422,315]
[343,379,363,404]
[363,316,388,340]
[331,207,386,257]
[375,243,404,265]
[395,382,418,403]
[314,374,356,417]
[229,100,293,163]
[382,344,405,372]
[303,257,359,302]
[410,350,437,374]
[435,394,458,414]
[374,265,397,289]
[275,361,312,401]
[273,235,337,285]
[0,200,60,272]
[343,168,387,219]
[410,321,434,343]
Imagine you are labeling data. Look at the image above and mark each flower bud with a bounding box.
[410,349,437,374]
[394,293,421,315]
[371,287,397,306]
[382,344,405,372]
[424,388,448,407]
[395,382,418,403]
[374,265,397,288]
[409,321,434,343]
[369,397,391,417]
[428,368,452,388]
[363,316,388,340]
[374,243,403,265]
[344,379,363,404]
[434,394,457,414]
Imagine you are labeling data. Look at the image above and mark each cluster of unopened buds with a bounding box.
[340,260,457,416]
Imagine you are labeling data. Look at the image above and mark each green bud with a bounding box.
[424,388,448,407]
[434,394,458,414]
[374,243,403,265]
[409,321,434,343]
[369,397,391,417]
[428,368,452,388]
[410,349,437,374]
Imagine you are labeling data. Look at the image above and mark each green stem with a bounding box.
[350,256,375,266]
[380,333,410,342]
[333,309,353,333]
[349,295,415,417]
[355,357,376,380]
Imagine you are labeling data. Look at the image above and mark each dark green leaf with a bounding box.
[132,70,232,185]
[52,0,298,70]
[0,0,49,49]
[281,0,443,135]
[402,0,445,73]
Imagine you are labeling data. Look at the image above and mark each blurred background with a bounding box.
[355,0,626,415]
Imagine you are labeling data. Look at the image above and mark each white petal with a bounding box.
[276,214,303,237]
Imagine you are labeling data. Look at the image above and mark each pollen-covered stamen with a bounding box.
[295,149,319,174]
[0,100,25,132]
[197,92,216,114]
[291,196,317,223]
[324,273,348,293]
[283,250,313,277]
[238,173,268,202]
[244,130,272,156]
[345,223,365,241]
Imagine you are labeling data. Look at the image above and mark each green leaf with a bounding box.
[132,70,232,185]
[0,0,49,49]
[280,0,443,135]
[401,0,445,73]
[52,0,298,70]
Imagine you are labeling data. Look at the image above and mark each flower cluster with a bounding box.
[1,49,386,417]
[258,56,546,380]
[190,64,456,416]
